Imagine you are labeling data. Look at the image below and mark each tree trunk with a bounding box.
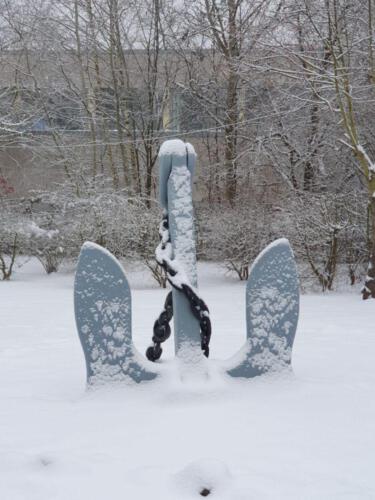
[362,195,375,298]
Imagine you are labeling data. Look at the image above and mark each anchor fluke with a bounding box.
[225,238,299,379]
[74,242,157,385]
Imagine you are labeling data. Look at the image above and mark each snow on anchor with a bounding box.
[74,139,300,385]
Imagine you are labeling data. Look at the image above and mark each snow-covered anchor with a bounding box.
[73,138,299,386]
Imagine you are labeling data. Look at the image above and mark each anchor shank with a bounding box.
[164,147,201,355]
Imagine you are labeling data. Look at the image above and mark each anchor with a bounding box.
[74,139,299,385]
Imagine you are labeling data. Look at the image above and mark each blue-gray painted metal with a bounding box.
[226,238,299,378]
[159,140,201,355]
[74,138,300,386]
[74,242,157,384]
[159,141,195,211]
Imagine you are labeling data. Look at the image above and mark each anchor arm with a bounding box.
[225,238,300,378]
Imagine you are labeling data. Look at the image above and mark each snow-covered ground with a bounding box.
[0,260,374,499]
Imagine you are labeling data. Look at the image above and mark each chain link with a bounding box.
[145,213,212,362]
[146,291,173,362]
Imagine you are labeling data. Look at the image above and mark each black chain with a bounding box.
[145,291,173,362]
[181,283,211,357]
[145,214,212,362]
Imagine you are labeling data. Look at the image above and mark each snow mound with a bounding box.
[173,459,233,498]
